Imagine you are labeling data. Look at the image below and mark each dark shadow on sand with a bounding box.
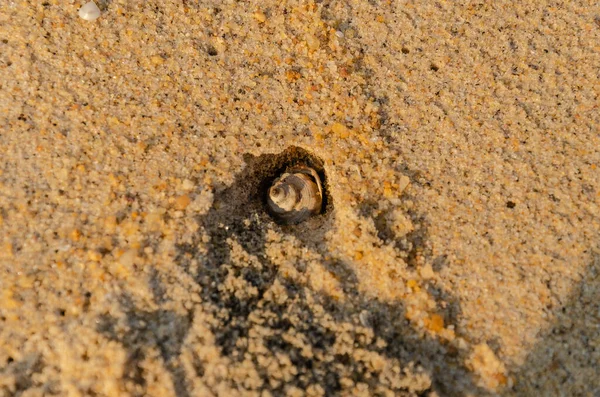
[505,251,600,395]
[97,295,192,397]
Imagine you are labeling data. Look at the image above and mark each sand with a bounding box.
[1,1,599,396]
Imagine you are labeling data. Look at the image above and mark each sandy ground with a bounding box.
[1,1,599,396]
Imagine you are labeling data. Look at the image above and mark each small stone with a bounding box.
[285,70,301,82]
[331,122,350,138]
[306,34,320,50]
[419,263,435,279]
[359,311,370,326]
[398,175,411,193]
[181,179,195,191]
[70,229,82,242]
[383,181,394,198]
[174,194,191,210]
[78,1,101,21]
[426,314,444,333]
[150,55,164,65]
[253,11,266,23]
[118,249,137,267]
[87,250,102,262]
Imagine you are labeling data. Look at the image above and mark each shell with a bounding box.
[78,1,101,21]
[267,166,323,224]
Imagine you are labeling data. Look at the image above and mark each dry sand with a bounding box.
[1,1,599,396]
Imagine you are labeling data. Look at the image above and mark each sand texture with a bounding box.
[1,1,599,396]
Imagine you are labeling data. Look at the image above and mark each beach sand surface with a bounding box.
[1,1,599,395]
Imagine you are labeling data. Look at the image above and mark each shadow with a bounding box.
[177,147,335,358]
[0,353,46,396]
[97,295,192,397]
[505,251,600,395]
[177,147,484,395]
[97,147,487,396]
[319,261,480,395]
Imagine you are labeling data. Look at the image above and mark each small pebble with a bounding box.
[359,311,371,327]
[181,179,195,191]
[174,194,191,210]
[419,263,435,280]
[118,249,137,267]
[253,11,267,23]
[78,1,101,21]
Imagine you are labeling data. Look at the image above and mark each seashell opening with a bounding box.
[267,166,323,224]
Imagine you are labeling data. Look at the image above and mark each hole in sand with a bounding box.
[258,146,332,225]
[206,45,218,56]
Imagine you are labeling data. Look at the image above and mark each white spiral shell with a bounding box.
[267,166,323,224]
